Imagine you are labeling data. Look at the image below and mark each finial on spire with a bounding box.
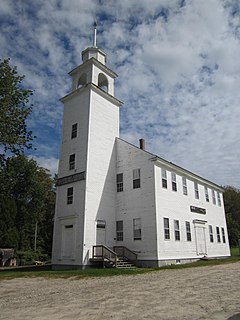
[93,21,97,48]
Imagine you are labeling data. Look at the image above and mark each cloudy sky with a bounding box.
[1,0,240,188]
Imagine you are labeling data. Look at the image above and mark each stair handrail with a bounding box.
[113,246,137,264]
[92,245,117,268]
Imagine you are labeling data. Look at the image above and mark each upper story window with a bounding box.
[185,221,191,241]
[209,225,214,242]
[182,177,188,195]
[133,169,141,189]
[164,217,170,240]
[194,182,199,199]
[67,187,73,205]
[174,220,180,241]
[116,173,123,192]
[133,218,141,240]
[69,154,75,170]
[217,192,221,206]
[162,168,167,189]
[171,172,177,192]
[71,123,78,139]
[205,186,209,202]
[212,189,216,205]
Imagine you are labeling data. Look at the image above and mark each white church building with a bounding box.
[52,26,230,269]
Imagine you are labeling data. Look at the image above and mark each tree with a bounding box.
[0,155,55,256]
[223,186,240,246]
[0,58,34,163]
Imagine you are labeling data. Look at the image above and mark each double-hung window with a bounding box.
[71,123,78,139]
[67,187,73,204]
[216,226,221,242]
[217,192,221,206]
[116,173,123,192]
[133,169,141,189]
[174,220,180,241]
[162,168,167,189]
[221,227,226,243]
[209,225,214,242]
[205,186,209,202]
[212,190,216,205]
[133,218,141,240]
[185,221,191,241]
[164,217,170,240]
[194,182,199,199]
[69,154,75,170]
[116,221,123,241]
[171,172,177,192]
[182,177,188,195]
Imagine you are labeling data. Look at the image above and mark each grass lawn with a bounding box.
[0,248,239,281]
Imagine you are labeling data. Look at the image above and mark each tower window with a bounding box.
[171,172,177,192]
[164,217,170,240]
[67,187,73,204]
[116,173,123,192]
[182,177,188,195]
[69,154,75,170]
[71,123,78,139]
[162,168,167,189]
[133,169,141,189]
[77,73,87,88]
[98,73,108,92]
[194,182,199,199]
[116,221,123,241]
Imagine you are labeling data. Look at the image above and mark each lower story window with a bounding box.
[133,218,141,240]
[209,225,214,243]
[216,226,221,242]
[221,227,226,243]
[116,221,123,241]
[164,217,170,240]
[174,220,180,241]
[185,221,191,241]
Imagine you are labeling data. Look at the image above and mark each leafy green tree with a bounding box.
[223,186,240,246]
[0,58,34,163]
[0,155,55,256]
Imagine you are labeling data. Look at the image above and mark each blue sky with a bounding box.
[1,0,240,188]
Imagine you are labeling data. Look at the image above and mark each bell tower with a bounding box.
[52,23,123,269]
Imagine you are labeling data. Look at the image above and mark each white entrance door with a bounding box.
[195,225,207,255]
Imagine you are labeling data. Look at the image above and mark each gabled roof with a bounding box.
[116,137,223,191]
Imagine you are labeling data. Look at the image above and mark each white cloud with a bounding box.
[1,0,240,188]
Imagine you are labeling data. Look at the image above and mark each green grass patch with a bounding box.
[0,267,153,281]
[231,247,240,256]
[0,253,240,281]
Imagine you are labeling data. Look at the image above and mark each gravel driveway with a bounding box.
[0,262,240,320]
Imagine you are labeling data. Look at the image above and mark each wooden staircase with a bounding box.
[90,245,138,269]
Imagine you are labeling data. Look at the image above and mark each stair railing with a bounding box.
[92,245,117,268]
[113,246,137,265]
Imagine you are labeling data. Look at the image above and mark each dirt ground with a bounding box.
[0,262,240,320]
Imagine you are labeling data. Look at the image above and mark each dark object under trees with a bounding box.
[0,58,34,162]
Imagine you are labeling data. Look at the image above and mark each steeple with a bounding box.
[81,22,106,65]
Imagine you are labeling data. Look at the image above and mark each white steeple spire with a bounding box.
[93,21,97,48]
